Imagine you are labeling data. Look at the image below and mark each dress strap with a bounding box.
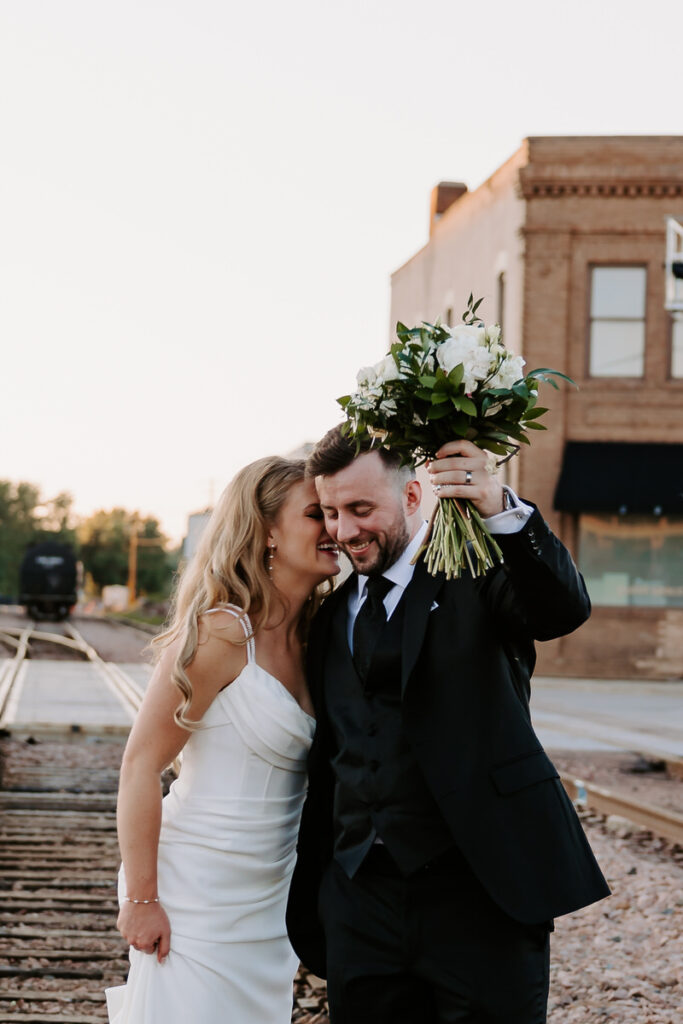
[204,604,255,661]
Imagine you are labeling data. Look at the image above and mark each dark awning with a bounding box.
[553,441,683,515]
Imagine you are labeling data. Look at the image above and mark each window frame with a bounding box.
[577,510,683,608]
[669,312,683,380]
[586,263,648,379]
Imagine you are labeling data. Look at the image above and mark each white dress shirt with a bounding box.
[347,487,533,650]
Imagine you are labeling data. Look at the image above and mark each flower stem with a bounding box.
[420,497,504,580]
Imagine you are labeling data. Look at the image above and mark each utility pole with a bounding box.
[127,528,163,609]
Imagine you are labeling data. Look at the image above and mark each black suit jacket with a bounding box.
[286,506,610,978]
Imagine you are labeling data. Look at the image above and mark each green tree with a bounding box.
[0,482,76,597]
[78,510,172,597]
[136,516,172,597]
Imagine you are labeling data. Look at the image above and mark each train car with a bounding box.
[19,541,78,621]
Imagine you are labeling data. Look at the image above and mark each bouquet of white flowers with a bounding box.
[338,296,573,579]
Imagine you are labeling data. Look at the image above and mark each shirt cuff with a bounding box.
[483,487,534,535]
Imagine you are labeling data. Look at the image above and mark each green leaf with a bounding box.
[476,440,512,456]
[448,364,464,387]
[418,375,437,387]
[480,429,512,441]
[522,406,548,420]
[523,421,547,430]
[526,368,577,388]
[431,392,450,404]
[528,373,559,389]
[426,403,452,420]
[505,425,531,443]
[452,395,477,416]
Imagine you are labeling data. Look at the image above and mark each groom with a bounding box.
[287,426,609,1024]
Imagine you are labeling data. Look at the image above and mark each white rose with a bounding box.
[373,353,402,383]
[467,346,495,382]
[437,335,495,395]
[489,354,525,390]
[486,324,502,345]
[447,323,487,346]
[379,398,398,416]
[356,365,378,390]
[436,335,476,375]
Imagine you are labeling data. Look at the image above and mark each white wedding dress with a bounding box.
[106,607,315,1023]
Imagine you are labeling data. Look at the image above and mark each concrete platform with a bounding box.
[4,658,682,757]
[118,663,154,691]
[531,677,683,756]
[5,661,136,734]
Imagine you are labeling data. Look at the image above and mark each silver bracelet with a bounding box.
[125,896,160,905]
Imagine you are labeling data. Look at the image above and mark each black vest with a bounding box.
[324,583,454,877]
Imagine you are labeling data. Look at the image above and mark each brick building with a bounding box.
[390,136,683,679]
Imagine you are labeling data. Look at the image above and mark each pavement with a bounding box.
[532,676,683,757]
[4,661,683,760]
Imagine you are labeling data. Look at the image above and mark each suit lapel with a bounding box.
[401,558,445,696]
[312,558,445,699]
[308,574,356,712]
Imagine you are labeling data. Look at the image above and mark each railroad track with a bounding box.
[0,619,680,1022]
[561,773,683,846]
[0,750,127,1022]
[0,621,159,1022]
[0,747,678,1024]
[0,623,145,737]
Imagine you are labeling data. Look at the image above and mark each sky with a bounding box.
[1,0,681,544]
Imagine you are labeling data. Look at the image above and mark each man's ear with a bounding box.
[404,479,422,515]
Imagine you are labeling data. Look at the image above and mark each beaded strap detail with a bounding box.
[205,604,255,661]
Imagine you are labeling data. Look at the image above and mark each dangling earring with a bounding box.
[267,545,276,575]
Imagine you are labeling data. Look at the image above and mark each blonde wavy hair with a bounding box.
[152,456,330,729]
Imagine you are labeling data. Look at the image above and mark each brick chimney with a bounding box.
[429,181,468,236]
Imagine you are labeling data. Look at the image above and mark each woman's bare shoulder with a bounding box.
[198,606,253,648]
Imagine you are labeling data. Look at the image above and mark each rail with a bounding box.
[0,623,144,733]
[561,774,683,846]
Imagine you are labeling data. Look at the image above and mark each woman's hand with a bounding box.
[117,901,171,964]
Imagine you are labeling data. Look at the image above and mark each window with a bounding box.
[671,314,683,378]
[579,513,683,607]
[588,266,646,377]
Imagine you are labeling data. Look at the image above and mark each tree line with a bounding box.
[0,480,178,601]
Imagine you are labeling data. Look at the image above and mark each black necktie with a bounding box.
[352,575,393,681]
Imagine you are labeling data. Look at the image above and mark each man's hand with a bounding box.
[427,440,504,519]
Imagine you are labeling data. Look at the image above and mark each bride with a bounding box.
[106,456,340,1023]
